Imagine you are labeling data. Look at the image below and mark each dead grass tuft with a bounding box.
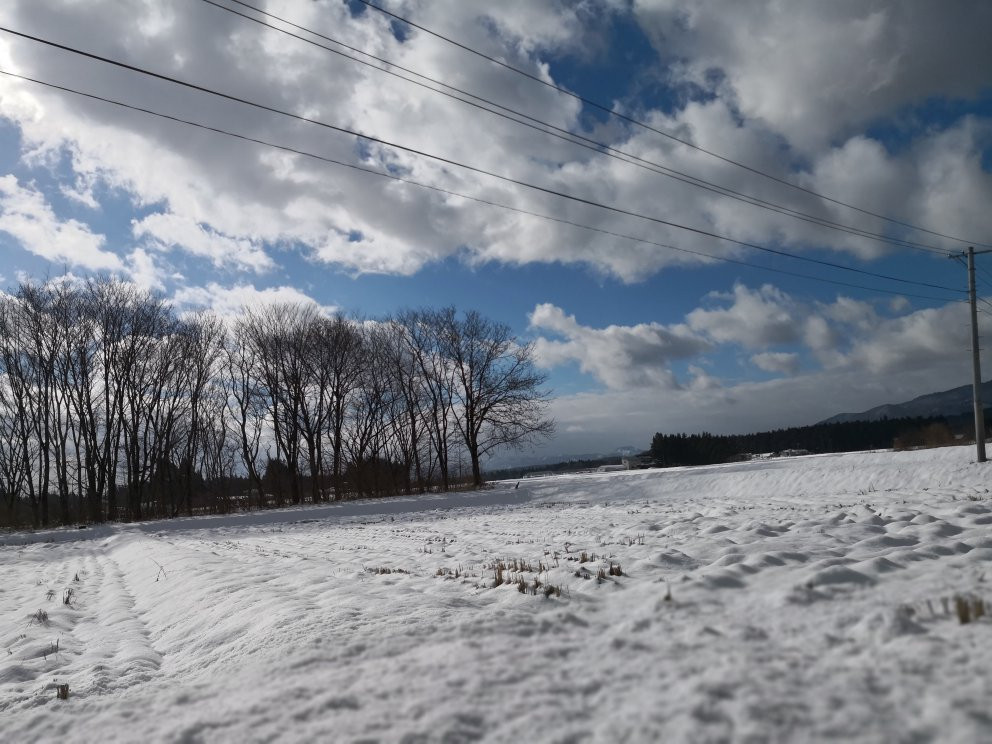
[368,566,409,575]
[955,595,987,624]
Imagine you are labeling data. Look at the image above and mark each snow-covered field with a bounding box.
[2,446,991,743]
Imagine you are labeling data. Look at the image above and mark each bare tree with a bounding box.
[174,313,225,516]
[237,305,309,505]
[196,382,238,511]
[0,402,26,524]
[319,316,363,500]
[0,273,557,522]
[116,289,178,520]
[442,310,554,487]
[224,327,267,509]
[0,295,35,524]
[382,318,428,494]
[398,308,458,491]
[344,323,396,498]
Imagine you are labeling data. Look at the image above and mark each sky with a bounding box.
[0,0,991,461]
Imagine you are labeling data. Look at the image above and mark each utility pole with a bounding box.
[953,247,992,462]
[968,247,987,462]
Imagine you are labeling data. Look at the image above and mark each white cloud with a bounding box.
[821,296,880,331]
[889,296,910,313]
[529,303,709,390]
[842,303,972,375]
[687,284,799,348]
[0,0,985,288]
[751,351,800,376]
[530,282,988,450]
[125,247,177,292]
[172,281,337,319]
[0,175,120,271]
[59,172,101,209]
[133,213,273,274]
[803,315,843,367]
[542,361,978,454]
[633,0,992,152]
[687,364,722,391]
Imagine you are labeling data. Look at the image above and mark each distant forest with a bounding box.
[650,410,986,467]
[486,455,623,482]
[483,409,988,483]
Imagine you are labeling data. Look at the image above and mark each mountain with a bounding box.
[819,380,992,425]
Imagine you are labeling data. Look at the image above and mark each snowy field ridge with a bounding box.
[2,445,991,743]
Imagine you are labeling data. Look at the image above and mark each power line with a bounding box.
[0,26,967,296]
[954,253,992,296]
[199,0,950,258]
[975,264,992,292]
[0,68,965,306]
[353,0,992,250]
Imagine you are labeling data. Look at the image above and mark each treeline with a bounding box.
[486,455,624,481]
[0,278,553,529]
[650,415,967,467]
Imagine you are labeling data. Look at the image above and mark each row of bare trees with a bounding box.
[0,278,553,528]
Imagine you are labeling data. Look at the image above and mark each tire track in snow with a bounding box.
[0,541,162,714]
[45,546,162,696]
[109,533,341,681]
[0,549,80,712]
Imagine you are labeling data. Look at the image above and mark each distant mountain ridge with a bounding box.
[819,380,992,424]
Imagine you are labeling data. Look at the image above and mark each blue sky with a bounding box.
[1,0,991,459]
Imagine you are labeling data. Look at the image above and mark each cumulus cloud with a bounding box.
[530,282,987,450]
[633,0,992,152]
[683,283,975,376]
[0,175,120,270]
[687,284,799,348]
[751,351,800,376]
[803,315,843,367]
[133,213,273,274]
[528,302,709,390]
[0,0,985,291]
[889,296,911,313]
[842,303,971,375]
[686,364,722,391]
[125,247,167,291]
[172,282,337,319]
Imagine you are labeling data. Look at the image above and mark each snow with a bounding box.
[2,445,991,743]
